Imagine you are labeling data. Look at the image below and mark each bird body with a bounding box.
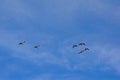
[18,41,26,45]
[79,42,85,46]
[72,42,89,54]
[79,50,84,54]
[72,44,78,48]
[84,48,89,51]
[34,45,40,48]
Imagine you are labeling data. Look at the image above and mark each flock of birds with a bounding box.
[72,42,89,54]
[18,41,40,48]
[18,41,89,54]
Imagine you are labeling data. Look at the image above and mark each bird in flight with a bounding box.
[72,42,86,48]
[79,48,90,54]
[18,41,26,45]
[79,42,86,46]
[34,45,40,48]
[79,50,84,54]
[84,48,89,51]
[72,44,78,48]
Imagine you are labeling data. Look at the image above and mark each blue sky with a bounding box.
[0,0,120,80]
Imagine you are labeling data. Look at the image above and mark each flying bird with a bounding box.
[18,41,26,45]
[79,50,84,54]
[34,45,40,48]
[78,48,89,54]
[84,48,89,51]
[72,44,78,48]
[79,42,85,46]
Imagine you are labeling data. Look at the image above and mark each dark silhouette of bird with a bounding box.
[78,48,89,54]
[84,48,89,51]
[34,45,40,48]
[79,42,85,46]
[72,44,78,48]
[79,50,84,54]
[18,41,26,45]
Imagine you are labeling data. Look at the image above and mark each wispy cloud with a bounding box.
[0,0,34,21]
[92,44,120,73]
[30,73,89,80]
[0,28,67,67]
[1,0,120,26]
[0,0,120,79]
[0,28,120,74]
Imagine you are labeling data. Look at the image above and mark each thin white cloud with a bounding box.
[0,0,35,22]
[0,28,67,67]
[30,73,88,80]
[0,1,120,78]
[1,28,120,74]
[55,37,120,74]
[92,44,120,73]
[1,0,120,25]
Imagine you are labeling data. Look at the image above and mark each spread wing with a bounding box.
[34,45,40,48]
[79,50,84,54]
[72,44,78,48]
[84,48,89,51]
[79,42,85,46]
[18,41,26,45]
